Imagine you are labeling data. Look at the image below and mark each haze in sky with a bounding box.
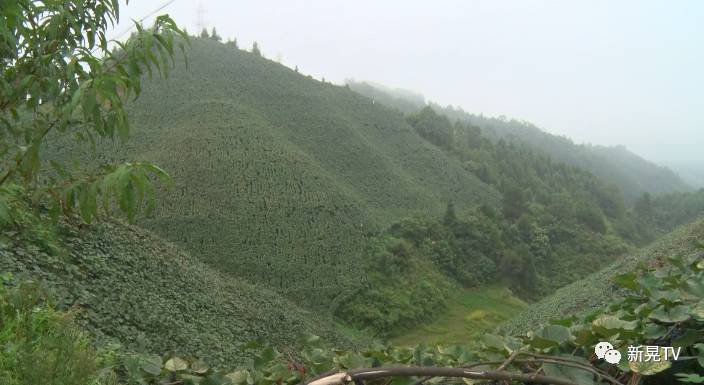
[112,0,704,176]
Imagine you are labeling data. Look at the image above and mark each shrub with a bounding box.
[0,277,100,385]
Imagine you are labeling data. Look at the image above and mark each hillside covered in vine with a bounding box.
[45,38,704,319]
[4,4,704,385]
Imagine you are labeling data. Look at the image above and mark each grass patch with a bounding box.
[391,285,527,346]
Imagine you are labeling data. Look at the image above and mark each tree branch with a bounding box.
[305,366,581,385]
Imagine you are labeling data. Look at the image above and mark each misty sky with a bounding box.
[112,0,704,167]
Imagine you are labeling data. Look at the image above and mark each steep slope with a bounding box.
[53,38,499,308]
[0,219,351,365]
[498,218,704,335]
[347,81,691,202]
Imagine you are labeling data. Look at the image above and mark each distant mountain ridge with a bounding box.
[347,81,691,202]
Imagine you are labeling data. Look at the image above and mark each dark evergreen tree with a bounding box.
[443,202,457,226]
[200,28,209,39]
[252,41,261,56]
[210,27,221,41]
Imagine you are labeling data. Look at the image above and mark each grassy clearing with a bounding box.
[391,285,527,346]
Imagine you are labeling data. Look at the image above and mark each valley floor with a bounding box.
[391,285,526,346]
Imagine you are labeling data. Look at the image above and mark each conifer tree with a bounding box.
[210,27,221,41]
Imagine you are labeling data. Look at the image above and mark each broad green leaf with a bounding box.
[542,363,595,385]
[140,354,163,375]
[696,260,704,270]
[649,305,691,323]
[191,359,210,374]
[673,329,704,348]
[683,279,704,298]
[337,353,371,369]
[591,315,637,336]
[695,343,704,368]
[165,357,188,371]
[629,355,671,375]
[538,324,572,344]
[226,370,250,385]
[675,373,704,383]
[482,334,507,351]
[638,273,660,294]
[692,301,704,321]
[643,323,667,340]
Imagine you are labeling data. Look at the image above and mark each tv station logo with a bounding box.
[595,342,681,365]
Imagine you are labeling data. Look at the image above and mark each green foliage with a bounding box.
[134,241,704,385]
[436,105,692,203]
[0,184,61,253]
[335,235,453,335]
[500,219,704,335]
[0,278,101,385]
[392,286,527,346]
[407,107,454,150]
[652,189,704,232]
[46,38,499,307]
[337,199,629,334]
[5,226,704,385]
[1,217,352,366]
[0,0,187,225]
[211,27,222,41]
[350,81,692,202]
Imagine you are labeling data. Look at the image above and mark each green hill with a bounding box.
[50,38,499,308]
[498,218,704,335]
[0,219,351,365]
[347,81,691,202]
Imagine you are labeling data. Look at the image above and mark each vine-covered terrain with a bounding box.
[4,3,704,384]
[1,214,351,365]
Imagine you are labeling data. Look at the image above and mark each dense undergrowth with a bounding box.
[4,227,704,385]
[0,277,102,385]
[0,191,351,365]
[330,104,704,337]
[500,219,704,336]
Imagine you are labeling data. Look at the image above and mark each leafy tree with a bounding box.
[252,41,261,56]
[406,106,453,150]
[442,202,457,226]
[226,38,238,49]
[635,192,655,221]
[0,1,187,225]
[576,204,607,233]
[501,184,526,220]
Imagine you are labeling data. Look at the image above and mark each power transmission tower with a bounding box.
[195,1,207,32]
